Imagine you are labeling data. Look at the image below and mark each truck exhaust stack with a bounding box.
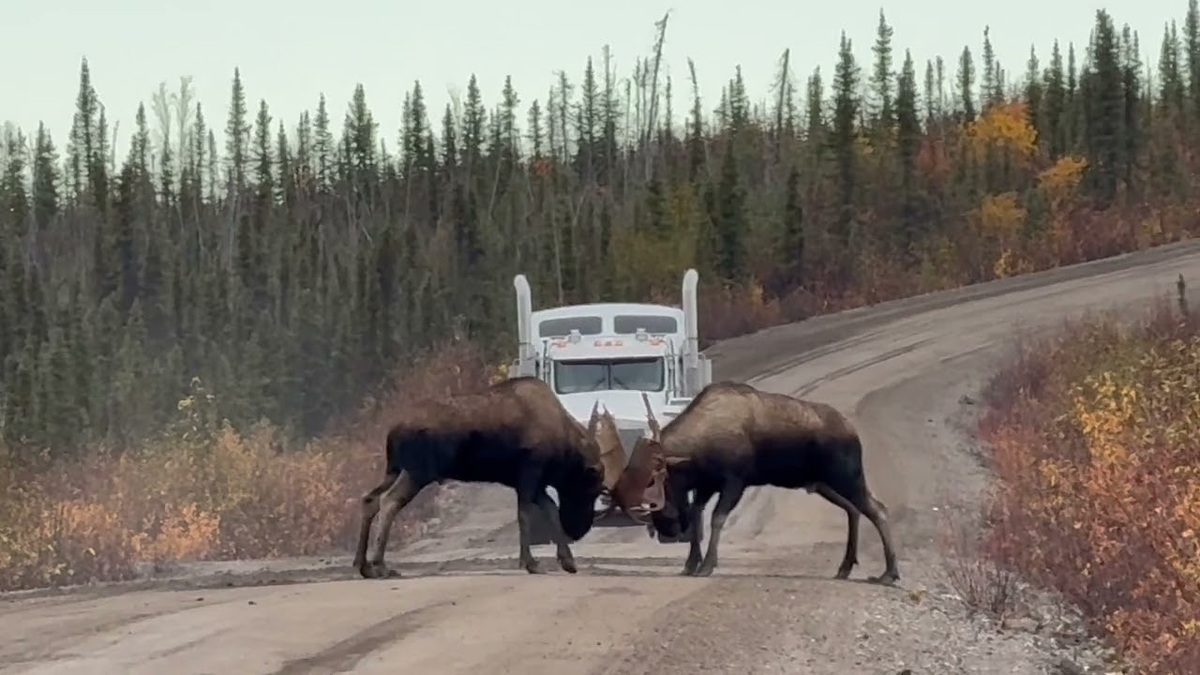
[513,274,535,377]
[681,268,700,397]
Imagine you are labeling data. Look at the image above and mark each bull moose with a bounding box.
[608,381,901,584]
[354,376,622,579]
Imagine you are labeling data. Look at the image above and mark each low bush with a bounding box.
[977,291,1200,673]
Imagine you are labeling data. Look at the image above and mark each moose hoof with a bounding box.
[834,566,853,580]
[359,560,393,579]
[693,564,716,578]
[867,571,900,586]
[522,559,545,575]
[557,556,578,574]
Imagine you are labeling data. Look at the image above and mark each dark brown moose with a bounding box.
[354,376,620,578]
[608,381,901,583]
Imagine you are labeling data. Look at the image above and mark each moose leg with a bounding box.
[534,489,577,574]
[515,469,547,574]
[361,470,424,579]
[847,484,900,585]
[353,473,398,573]
[683,486,716,575]
[812,483,861,579]
[694,480,746,577]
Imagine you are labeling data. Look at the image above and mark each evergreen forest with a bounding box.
[3,5,1200,460]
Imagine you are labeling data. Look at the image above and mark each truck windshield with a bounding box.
[554,358,664,394]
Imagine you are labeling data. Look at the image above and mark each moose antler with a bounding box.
[587,400,601,437]
[583,398,600,437]
[640,392,661,441]
[599,403,618,430]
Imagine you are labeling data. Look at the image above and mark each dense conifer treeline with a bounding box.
[4,5,1200,457]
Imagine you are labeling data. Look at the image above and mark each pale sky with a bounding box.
[1,1,1183,156]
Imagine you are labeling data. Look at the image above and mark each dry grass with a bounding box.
[937,496,1023,622]
[971,285,1200,673]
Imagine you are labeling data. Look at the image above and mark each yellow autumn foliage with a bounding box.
[964,101,1038,165]
[974,192,1032,277]
[981,306,1200,673]
[976,192,1027,239]
[992,248,1034,278]
[1037,155,1088,211]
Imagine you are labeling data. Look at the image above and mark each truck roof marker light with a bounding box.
[567,329,582,344]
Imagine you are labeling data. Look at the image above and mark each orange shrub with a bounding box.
[979,298,1200,673]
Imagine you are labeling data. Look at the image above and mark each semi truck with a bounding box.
[510,269,713,536]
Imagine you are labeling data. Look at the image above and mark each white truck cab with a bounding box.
[511,270,713,528]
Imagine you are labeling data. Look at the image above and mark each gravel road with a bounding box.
[6,240,1200,675]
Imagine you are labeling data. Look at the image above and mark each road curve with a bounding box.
[5,240,1200,675]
